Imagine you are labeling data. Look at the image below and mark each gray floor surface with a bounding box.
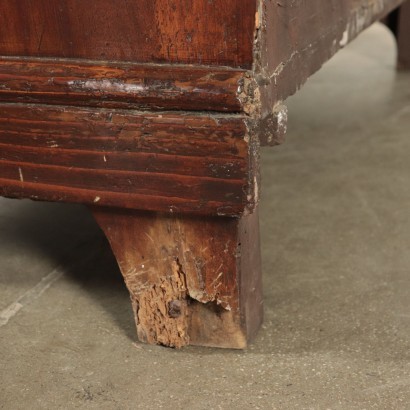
[1,24,409,409]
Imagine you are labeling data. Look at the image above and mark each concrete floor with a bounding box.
[1,24,409,409]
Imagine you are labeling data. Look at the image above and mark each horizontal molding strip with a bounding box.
[0,58,246,112]
[0,103,254,216]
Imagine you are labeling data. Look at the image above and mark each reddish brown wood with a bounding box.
[0,103,257,216]
[92,207,263,348]
[0,0,406,349]
[0,0,256,68]
[0,59,245,112]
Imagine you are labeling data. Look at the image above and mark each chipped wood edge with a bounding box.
[92,208,262,349]
[238,0,406,148]
[0,57,246,112]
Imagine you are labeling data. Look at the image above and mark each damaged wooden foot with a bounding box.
[92,208,263,349]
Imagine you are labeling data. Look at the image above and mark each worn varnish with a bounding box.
[0,104,257,216]
[0,0,256,68]
[254,0,405,117]
[0,59,245,112]
[0,0,407,348]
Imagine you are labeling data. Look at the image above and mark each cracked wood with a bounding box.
[0,103,258,216]
[0,59,245,112]
[254,0,405,116]
[92,207,263,349]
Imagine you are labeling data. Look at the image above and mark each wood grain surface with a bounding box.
[0,103,257,216]
[0,0,405,349]
[0,0,256,68]
[255,0,405,115]
[0,58,245,112]
[0,0,404,213]
[92,207,263,348]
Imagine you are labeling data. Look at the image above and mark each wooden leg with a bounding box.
[92,207,263,349]
[397,1,410,69]
[384,1,410,69]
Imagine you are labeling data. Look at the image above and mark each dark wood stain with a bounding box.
[0,0,256,68]
[0,58,245,112]
[0,0,405,349]
[0,103,254,216]
[256,0,405,114]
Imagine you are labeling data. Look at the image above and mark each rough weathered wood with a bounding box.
[0,0,256,68]
[0,59,245,112]
[0,103,258,216]
[92,207,263,348]
[0,0,406,349]
[252,0,405,119]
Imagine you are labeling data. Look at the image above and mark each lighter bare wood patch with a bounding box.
[135,259,189,348]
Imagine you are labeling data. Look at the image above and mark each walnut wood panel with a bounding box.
[92,207,263,348]
[0,0,256,68]
[0,59,245,112]
[0,104,256,216]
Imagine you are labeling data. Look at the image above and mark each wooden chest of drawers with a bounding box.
[0,0,408,348]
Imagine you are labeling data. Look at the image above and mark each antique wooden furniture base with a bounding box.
[0,0,408,348]
[92,208,262,348]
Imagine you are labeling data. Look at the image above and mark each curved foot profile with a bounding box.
[92,207,263,349]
